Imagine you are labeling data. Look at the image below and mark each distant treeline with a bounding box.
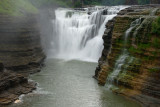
[85,0,159,6]
[102,0,150,5]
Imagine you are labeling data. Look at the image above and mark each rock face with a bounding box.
[0,14,45,74]
[0,14,45,105]
[95,5,160,107]
[0,70,36,105]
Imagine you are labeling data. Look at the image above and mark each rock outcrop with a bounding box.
[0,14,45,105]
[95,5,160,107]
[0,70,36,105]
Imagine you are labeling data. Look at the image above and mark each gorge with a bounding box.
[0,1,160,107]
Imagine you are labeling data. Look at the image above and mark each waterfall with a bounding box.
[150,8,158,16]
[48,6,128,62]
[107,18,142,84]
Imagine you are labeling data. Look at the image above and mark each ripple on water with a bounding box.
[6,59,140,107]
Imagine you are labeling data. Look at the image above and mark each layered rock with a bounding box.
[0,70,36,105]
[0,14,45,105]
[95,5,160,107]
[0,14,45,74]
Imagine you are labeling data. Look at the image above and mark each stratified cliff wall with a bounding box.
[0,15,45,73]
[95,5,160,107]
[0,14,45,105]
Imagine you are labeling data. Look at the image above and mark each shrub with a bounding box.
[152,17,160,36]
[74,1,82,8]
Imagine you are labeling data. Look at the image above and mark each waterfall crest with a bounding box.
[48,6,127,62]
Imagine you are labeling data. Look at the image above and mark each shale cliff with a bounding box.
[95,5,160,107]
[0,15,45,74]
[0,12,45,106]
[0,14,45,105]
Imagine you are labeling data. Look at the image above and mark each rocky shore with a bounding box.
[0,68,36,105]
[0,14,45,105]
[95,5,160,107]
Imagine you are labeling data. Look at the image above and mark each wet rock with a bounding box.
[95,5,160,106]
[0,14,45,105]
[0,71,36,105]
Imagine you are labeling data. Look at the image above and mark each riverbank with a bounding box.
[0,70,36,105]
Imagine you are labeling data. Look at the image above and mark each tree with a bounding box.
[125,0,138,5]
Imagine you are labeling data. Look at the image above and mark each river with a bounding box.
[7,59,140,107]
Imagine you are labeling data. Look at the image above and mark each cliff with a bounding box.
[0,15,45,74]
[0,14,45,105]
[95,5,160,107]
[0,1,45,105]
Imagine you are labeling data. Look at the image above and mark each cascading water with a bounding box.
[48,6,128,62]
[150,8,159,16]
[107,18,142,84]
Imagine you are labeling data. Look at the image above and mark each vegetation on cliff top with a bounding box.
[28,0,73,8]
[102,0,151,5]
[0,0,38,16]
[0,0,159,16]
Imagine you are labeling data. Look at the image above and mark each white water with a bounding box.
[48,6,128,62]
[150,8,159,16]
[107,18,142,84]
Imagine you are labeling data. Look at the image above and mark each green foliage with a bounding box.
[152,17,160,36]
[129,47,143,54]
[83,0,102,5]
[74,1,82,8]
[149,67,160,73]
[129,43,151,54]
[29,0,72,8]
[102,0,125,5]
[0,0,38,16]
[138,43,151,49]
[152,38,160,48]
[102,0,150,5]
[137,0,150,5]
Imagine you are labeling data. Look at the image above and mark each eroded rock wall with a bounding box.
[95,5,160,107]
[0,14,45,105]
[0,14,45,74]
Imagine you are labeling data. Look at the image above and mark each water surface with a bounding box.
[7,59,140,107]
